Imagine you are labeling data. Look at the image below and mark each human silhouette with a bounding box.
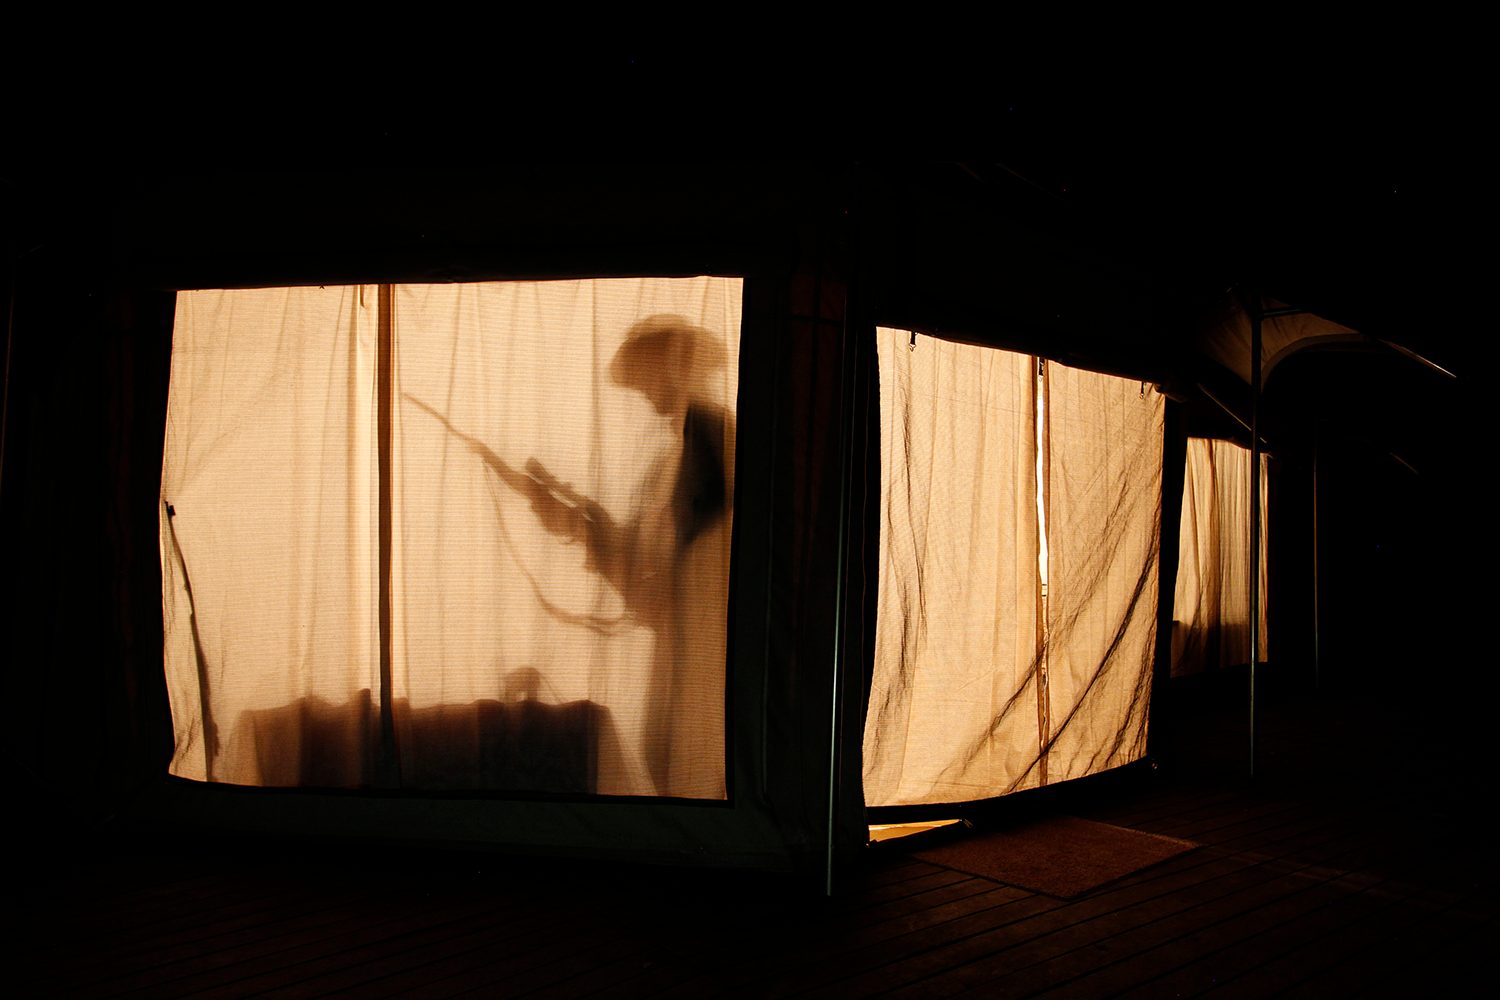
[519,316,734,797]
[409,316,734,797]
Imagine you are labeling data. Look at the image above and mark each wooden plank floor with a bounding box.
[14,687,1495,998]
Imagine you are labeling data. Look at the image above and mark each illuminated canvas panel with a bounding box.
[864,330,1162,806]
[1172,438,1270,676]
[160,278,741,799]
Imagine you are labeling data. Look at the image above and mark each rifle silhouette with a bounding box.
[403,394,607,536]
[404,393,632,634]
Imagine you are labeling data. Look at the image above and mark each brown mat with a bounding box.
[909,815,1198,899]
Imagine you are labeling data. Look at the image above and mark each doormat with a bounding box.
[909,815,1198,899]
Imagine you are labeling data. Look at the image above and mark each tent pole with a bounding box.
[1035,359,1051,787]
[377,283,399,786]
[825,311,855,897]
[1312,421,1321,695]
[827,203,862,898]
[0,250,13,508]
[1150,399,1188,766]
[1248,290,1262,779]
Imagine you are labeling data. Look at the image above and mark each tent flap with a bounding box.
[864,331,1163,808]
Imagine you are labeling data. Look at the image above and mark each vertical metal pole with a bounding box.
[1149,399,1188,766]
[377,283,398,785]
[826,185,862,896]
[0,253,14,508]
[759,283,783,800]
[825,291,858,898]
[1248,291,1262,778]
[1312,421,1321,694]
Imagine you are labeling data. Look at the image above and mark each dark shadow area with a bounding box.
[15,665,1491,1000]
[399,699,606,795]
[869,657,1322,829]
[1170,620,1261,678]
[867,755,1160,828]
[234,691,608,795]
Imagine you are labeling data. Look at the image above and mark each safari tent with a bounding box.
[3,156,1475,884]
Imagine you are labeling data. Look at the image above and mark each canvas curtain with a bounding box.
[863,330,1163,807]
[160,278,741,799]
[1041,365,1163,784]
[1172,437,1269,676]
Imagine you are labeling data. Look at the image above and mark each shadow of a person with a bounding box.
[521,316,734,797]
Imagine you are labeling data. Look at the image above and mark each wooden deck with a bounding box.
[14,685,1495,998]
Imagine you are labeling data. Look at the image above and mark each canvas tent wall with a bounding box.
[3,162,1204,873]
[863,330,1165,808]
[7,274,870,872]
[1172,289,1456,724]
[1172,438,1270,677]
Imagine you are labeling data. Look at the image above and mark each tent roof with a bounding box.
[5,88,1482,469]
